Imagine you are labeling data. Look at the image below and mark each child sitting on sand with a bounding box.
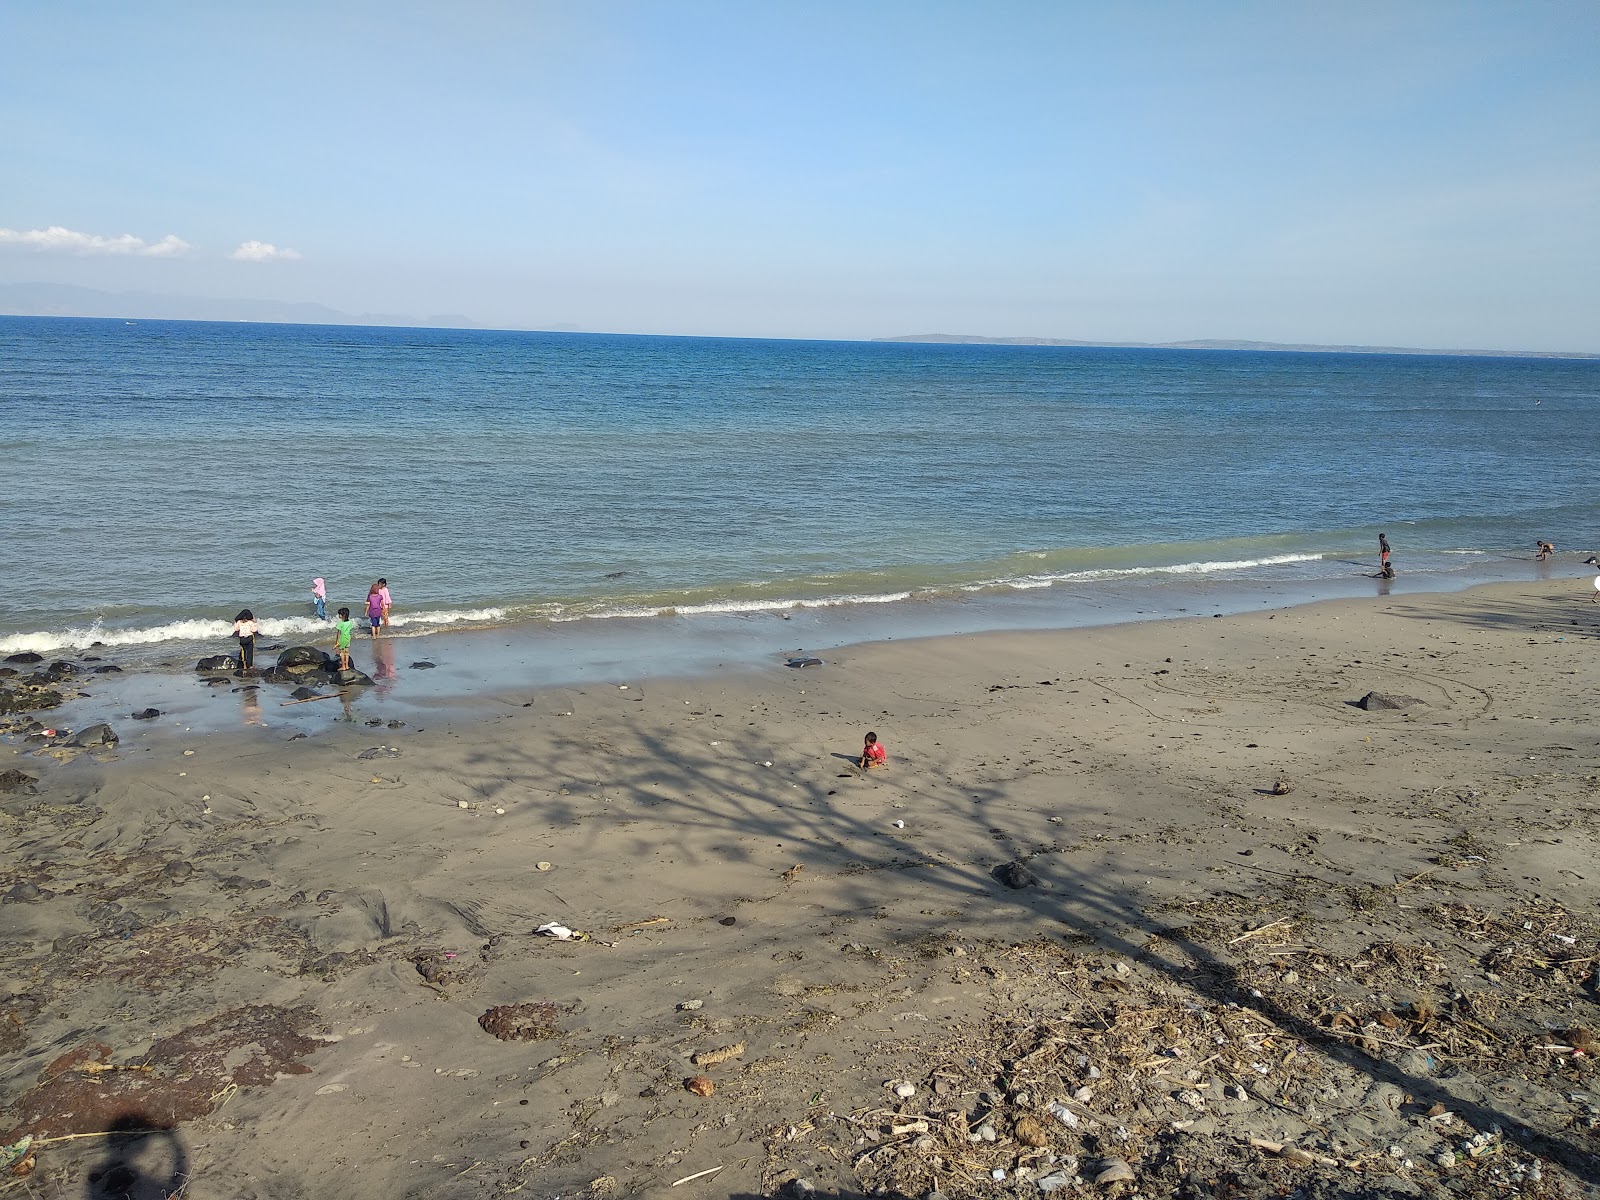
[332,607,355,670]
[859,731,887,769]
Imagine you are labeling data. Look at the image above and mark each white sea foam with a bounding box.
[0,607,506,655]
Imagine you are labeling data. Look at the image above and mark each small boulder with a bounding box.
[4,652,43,664]
[131,708,161,720]
[1353,691,1422,711]
[277,645,333,670]
[289,686,322,700]
[196,655,236,672]
[331,668,373,686]
[994,861,1041,890]
[68,723,118,748]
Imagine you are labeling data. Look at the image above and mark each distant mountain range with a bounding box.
[877,333,1598,359]
[0,282,480,329]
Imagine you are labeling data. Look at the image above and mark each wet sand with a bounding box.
[3,579,1600,1198]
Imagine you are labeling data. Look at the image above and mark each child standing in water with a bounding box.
[859,731,887,769]
[231,609,258,672]
[311,577,327,619]
[365,584,385,639]
[332,607,355,669]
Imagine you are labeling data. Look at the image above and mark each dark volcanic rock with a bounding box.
[196,655,236,672]
[4,652,43,664]
[410,660,436,670]
[332,668,374,686]
[132,707,161,720]
[0,685,66,715]
[289,685,322,700]
[67,723,118,748]
[276,645,332,671]
[92,664,123,674]
[993,861,1041,890]
[1353,691,1423,711]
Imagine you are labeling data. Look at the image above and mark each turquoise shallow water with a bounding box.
[1,316,1597,657]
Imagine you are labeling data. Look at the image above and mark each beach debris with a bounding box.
[195,655,236,672]
[685,1075,715,1097]
[719,916,737,926]
[780,864,804,882]
[131,707,161,720]
[786,657,823,668]
[1013,1113,1050,1147]
[281,689,344,705]
[536,861,553,871]
[357,746,401,759]
[891,819,905,829]
[0,769,37,794]
[410,660,436,669]
[2,1134,33,1177]
[494,806,506,815]
[993,861,1040,889]
[478,1001,569,1042]
[693,1042,745,1068]
[889,1080,916,1099]
[1093,1157,1135,1185]
[1271,778,1293,795]
[1353,691,1423,711]
[669,1164,723,1186]
[534,922,576,940]
[457,801,470,809]
[677,999,704,1011]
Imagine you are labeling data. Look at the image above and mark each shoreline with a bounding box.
[4,578,1600,1196]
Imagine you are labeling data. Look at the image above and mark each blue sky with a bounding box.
[2,1,1596,348]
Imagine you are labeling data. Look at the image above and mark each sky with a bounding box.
[2,1,1597,349]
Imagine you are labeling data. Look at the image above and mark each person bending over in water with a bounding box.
[1365,562,1396,580]
[859,731,887,770]
[231,609,258,672]
[1536,541,1556,560]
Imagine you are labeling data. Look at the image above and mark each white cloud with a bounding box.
[230,240,302,262]
[0,225,191,256]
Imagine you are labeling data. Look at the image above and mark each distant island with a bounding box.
[876,334,1599,360]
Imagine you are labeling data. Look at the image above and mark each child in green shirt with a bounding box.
[332,607,355,670]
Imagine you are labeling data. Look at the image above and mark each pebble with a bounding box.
[892,1081,916,1099]
[457,801,469,809]
[677,1000,704,1011]
[1436,1151,1458,1168]
[536,861,552,871]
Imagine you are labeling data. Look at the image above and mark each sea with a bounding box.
[2,316,1598,669]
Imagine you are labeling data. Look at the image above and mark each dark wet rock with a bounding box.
[202,676,232,686]
[67,723,118,748]
[92,664,123,674]
[786,657,824,668]
[48,660,78,675]
[1353,691,1423,711]
[4,652,43,664]
[219,875,270,891]
[5,882,42,903]
[0,685,65,715]
[410,660,436,669]
[993,861,1041,889]
[163,861,194,882]
[387,719,405,728]
[131,707,161,720]
[276,645,331,671]
[52,932,93,955]
[196,655,236,672]
[365,718,383,726]
[0,667,15,677]
[289,685,321,700]
[358,746,401,760]
[332,668,374,686]
[0,769,38,794]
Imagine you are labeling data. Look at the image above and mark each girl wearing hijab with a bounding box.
[231,609,259,671]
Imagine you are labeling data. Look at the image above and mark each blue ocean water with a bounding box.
[1,315,1597,657]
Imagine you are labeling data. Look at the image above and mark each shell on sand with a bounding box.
[685,1075,715,1097]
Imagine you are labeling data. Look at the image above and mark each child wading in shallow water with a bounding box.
[231,609,258,672]
[859,731,887,770]
[332,607,355,670]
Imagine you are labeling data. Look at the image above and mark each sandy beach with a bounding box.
[4,579,1600,1199]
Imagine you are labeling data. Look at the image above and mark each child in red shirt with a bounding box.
[859,731,886,769]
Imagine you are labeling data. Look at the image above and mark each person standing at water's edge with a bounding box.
[366,583,385,638]
[1379,533,1391,568]
[377,577,391,628]
[231,609,258,672]
[311,576,326,619]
